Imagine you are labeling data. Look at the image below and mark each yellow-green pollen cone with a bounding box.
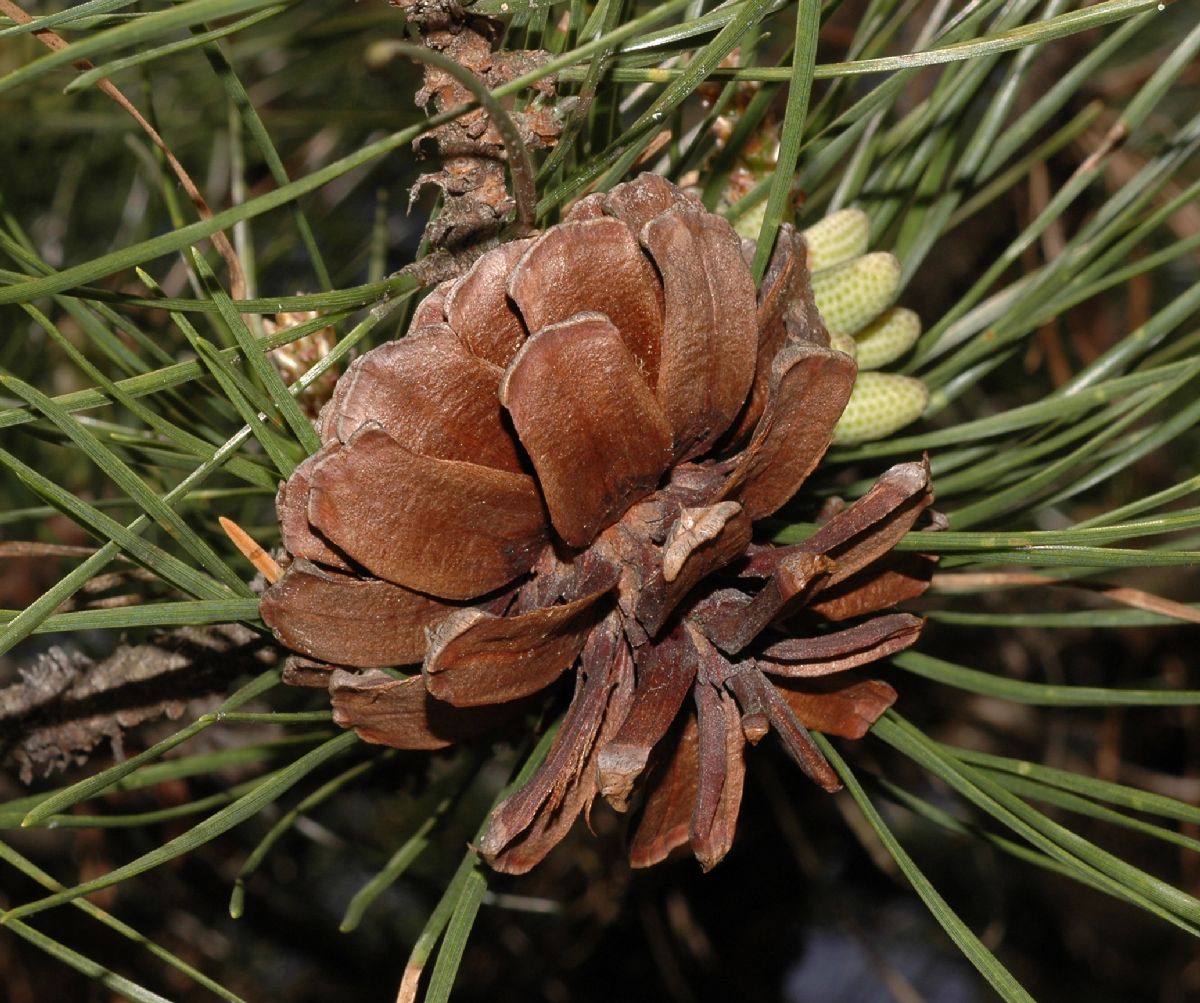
[828,330,859,359]
[732,199,770,241]
[832,372,929,446]
[797,210,929,445]
[810,252,901,339]
[798,207,869,271]
[853,307,922,371]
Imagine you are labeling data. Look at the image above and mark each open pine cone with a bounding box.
[260,174,937,874]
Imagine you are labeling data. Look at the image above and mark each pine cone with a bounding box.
[260,173,937,874]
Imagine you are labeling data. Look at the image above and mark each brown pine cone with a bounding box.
[260,173,936,874]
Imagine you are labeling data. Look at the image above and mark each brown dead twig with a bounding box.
[930,571,1200,625]
[1,625,279,783]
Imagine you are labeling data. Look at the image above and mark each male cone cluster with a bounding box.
[738,205,930,446]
